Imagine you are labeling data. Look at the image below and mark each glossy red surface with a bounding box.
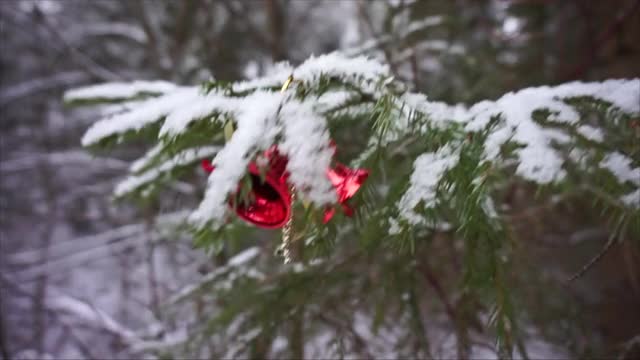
[201,145,369,227]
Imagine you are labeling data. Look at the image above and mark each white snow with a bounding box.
[400,79,640,185]
[400,93,468,126]
[397,145,459,225]
[600,152,640,186]
[81,87,199,146]
[291,52,390,86]
[279,100,336,205]
[130,144,163,173]
[159,91,241,137]
[115,146,220,197]
[64,80,177,102]
[227,246,261,266]
[315,90,355,112]
[232,61,294,93]
[576,125,604,142]
[621,189,640,208]
[464,79,639,183]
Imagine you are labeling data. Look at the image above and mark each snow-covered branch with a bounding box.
[70,53,640,236]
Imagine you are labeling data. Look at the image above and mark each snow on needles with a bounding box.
[279,100,336,204]
[397,145,459,225]
[601,152,640,208]
[81,87,199,146]
[115,146,220,197]
[394,78,639,226]
[401,79,639,185]
[64,80,177,102]
[462,80,639,184]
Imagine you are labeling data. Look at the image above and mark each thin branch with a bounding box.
[566,217,626,282]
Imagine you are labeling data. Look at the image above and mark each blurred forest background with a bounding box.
[1,0,639,359]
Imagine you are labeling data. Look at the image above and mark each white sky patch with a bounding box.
[114,146,220,197]
[397,145,459,225]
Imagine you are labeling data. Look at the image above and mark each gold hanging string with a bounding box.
[278,189,295,264]
[278,75,295,264]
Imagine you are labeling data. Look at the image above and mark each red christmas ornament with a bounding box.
[201,145,369,228]
[202,146,291,229]
[323,164,369,223]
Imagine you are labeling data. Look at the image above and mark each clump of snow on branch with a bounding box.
[392,78,640,226]
[599,152,640,208]
[129,144,163,173]
[599,152,640,187]
[279,100,336,204]
[397,145,459,225]
[398,79,639,187]
[621,190,640,208]
[463,79,639,184]
[159,91,238,137]
[576,125,604,142]
[115,146,220,197]
[64,80,177,102]
[80,87,199,146]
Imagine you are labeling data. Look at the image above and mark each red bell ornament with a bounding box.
[323,163,369,223]
[201,145,369,228]
[201,147,292,229]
